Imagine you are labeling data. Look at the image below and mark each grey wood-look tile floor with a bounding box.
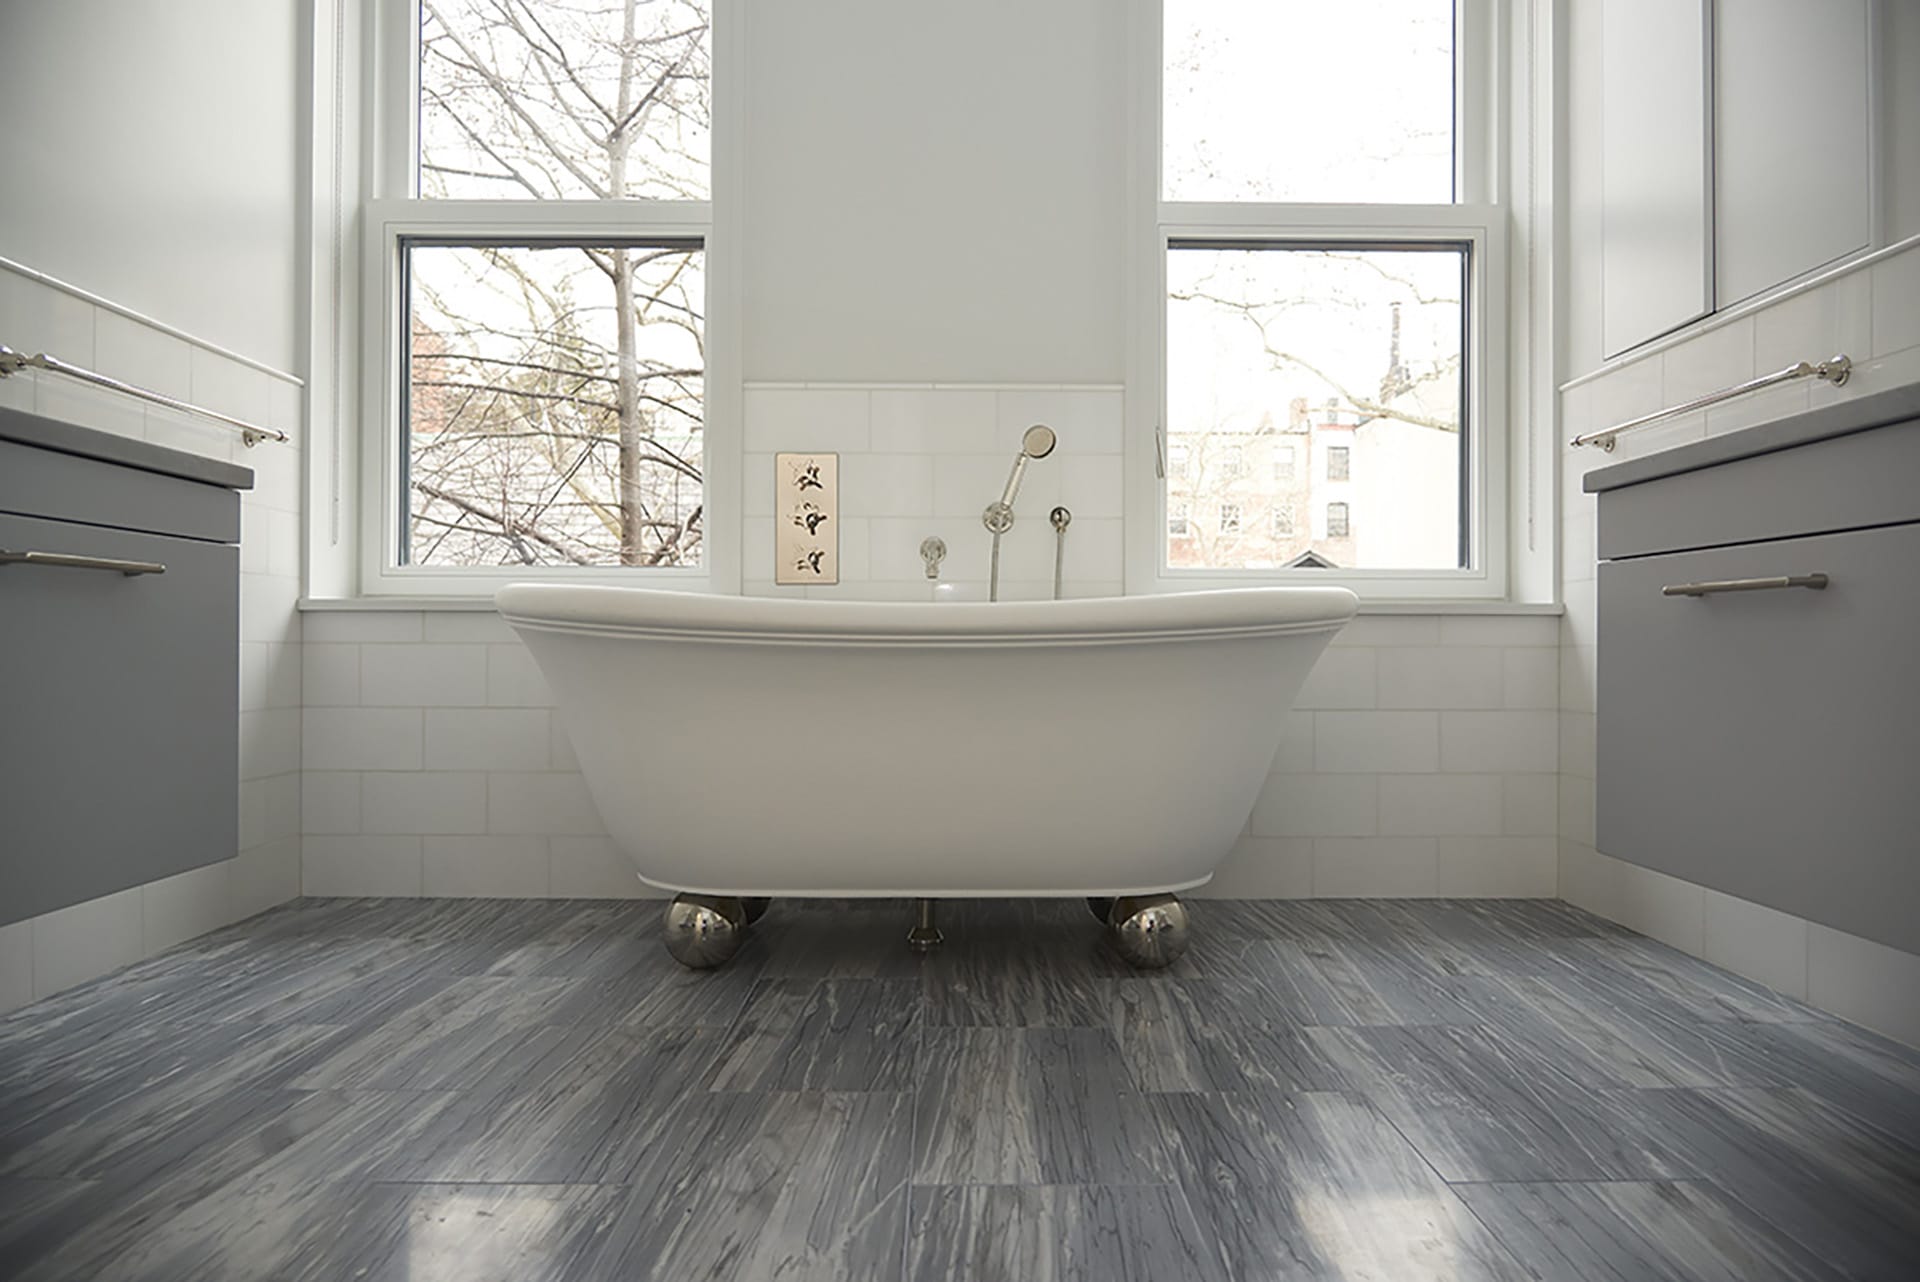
[2,896,1918,1281]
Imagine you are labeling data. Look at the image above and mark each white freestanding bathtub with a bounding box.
[496,584,1356,964]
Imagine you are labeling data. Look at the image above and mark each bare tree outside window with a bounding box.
[405,0,711,568]
[420,0,709,201]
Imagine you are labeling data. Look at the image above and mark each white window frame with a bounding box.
[352,0,741,597]
[1125,0,1515,601]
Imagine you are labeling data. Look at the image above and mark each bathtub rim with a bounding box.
[496,583,1359,647]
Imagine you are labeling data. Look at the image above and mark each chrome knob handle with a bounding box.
[919,536,947,579]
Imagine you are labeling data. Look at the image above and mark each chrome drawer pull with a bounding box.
[0,548,167,576]
[1661,573,1828,598]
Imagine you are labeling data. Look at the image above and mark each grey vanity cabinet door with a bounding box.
[0,513,238,926]
[1596,522,1920,955]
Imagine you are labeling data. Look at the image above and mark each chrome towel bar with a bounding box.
[0,344,288,447]
[1661,573,1828,597]
[1571,355,1851,452]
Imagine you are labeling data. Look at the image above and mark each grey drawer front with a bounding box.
[0,439,240,544]
[1596,522,1920,954]
[0,513,238,926]
[1596,420,1920,561]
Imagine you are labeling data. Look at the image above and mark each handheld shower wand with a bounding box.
[984,425,1057,601]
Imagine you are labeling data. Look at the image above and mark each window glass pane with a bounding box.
[405,242,704,566]
[419,0,710,199]
[1164,0,1454,203]
[1166,243,1464,570]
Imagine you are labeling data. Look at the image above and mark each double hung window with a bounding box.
[366,1,718,589]
[1149,0,1505,594]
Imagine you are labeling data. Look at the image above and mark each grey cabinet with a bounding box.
[0,409,252,927]
[1587,388,1920,955]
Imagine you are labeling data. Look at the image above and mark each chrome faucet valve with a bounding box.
[920,536,947,578]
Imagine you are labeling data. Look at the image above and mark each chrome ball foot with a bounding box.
[1107,893,1191,969]
[907,897,944,951]
[664,894,748,969]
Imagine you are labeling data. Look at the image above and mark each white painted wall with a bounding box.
[740,0,1127,384]
[0,1,304,373]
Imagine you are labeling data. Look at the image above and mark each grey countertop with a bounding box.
[0,404,255,491]
[1582,382,1920,493]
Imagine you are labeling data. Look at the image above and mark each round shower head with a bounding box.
[1021,424,1057,458]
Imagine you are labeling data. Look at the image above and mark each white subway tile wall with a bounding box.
[1,264,304,1012]
[293,382,1562,906]
[1558,240,1920,1046]
[1220,612,1560,897]
[741,385,1126,601]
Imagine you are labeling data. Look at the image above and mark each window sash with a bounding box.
[360,201,733,595]
[1133,213,1506,598]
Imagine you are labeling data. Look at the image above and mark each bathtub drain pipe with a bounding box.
[908,898,943,950]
